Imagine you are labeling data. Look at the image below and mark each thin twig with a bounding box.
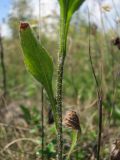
[41,87,44,160]
[1,148,37,157]
[2,138,39,152]
[0,30,7,97]
[88,9,103,160]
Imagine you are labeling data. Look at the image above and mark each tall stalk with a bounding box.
[41,87,44,160]
[56,13,67,160]
[56,1,85,158]
[0,32,7,97]
[88,11,102,160]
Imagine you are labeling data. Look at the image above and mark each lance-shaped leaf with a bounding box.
[19,22,56,121]
[59,0,85,32]
[67,0,85,23]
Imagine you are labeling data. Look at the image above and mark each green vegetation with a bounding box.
[0,0,120,160]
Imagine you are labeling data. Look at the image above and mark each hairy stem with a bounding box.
[56,11,67,160]
[56,56,65,160]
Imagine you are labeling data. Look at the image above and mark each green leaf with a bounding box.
[59,0,85,31]
[47,143,56,153]
[20,23,53,97]
[67,0,85,23]
[20,105,31,124]
[58,0,85,56]
[19,23,58,129]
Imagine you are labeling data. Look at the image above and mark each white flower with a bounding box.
[116,17,120,24]
[101,4,112,12]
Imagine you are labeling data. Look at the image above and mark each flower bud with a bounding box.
[111,37,120,50]
[63,111,81,131]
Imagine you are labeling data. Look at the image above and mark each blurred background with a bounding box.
[0,0,120,159]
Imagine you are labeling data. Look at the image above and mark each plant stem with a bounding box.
[56,11,67,160]
[66,130,78,160]
[56,55,65,160]
[0,33,7,97]
[97,94,102,160]
[88,11,102,160]
[41,87,44,160]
